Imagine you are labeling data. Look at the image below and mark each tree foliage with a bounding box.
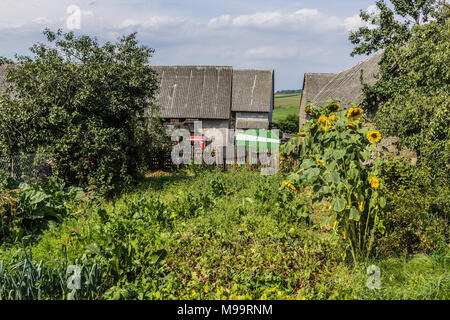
[0,29,169,196]
[349,0,442,57]
[362,5,449,179]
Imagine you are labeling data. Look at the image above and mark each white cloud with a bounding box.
[343,14,365,32]
[118,16,185,30]
[208,8,361,33]
[208,14,232,28]
[231,12,285,28]
[244,46,299,60]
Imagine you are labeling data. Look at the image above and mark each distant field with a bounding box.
[273,93,301,122]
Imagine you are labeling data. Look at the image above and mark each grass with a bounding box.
[0,169,448,300]
[273,94,301,122]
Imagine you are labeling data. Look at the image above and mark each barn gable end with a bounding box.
[299,73,336,128]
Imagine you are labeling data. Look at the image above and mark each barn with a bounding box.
[298,53,383,129]
[231,70,274,131]
[299,73,336,128]
[153,66,275,147]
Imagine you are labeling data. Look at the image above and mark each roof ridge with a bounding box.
[311,52,383,104]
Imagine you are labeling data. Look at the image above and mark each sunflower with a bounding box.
[367,131,382,143]
[305,106,313,115]
[315,158,325,166]
[346,107,364,121]
[318,116,328,132]
[347,123,357,130]
[326,103,341,112]
[282,181,297,192]
[328,114,336,122]
[369,177,380,189]
[359,201,365,212]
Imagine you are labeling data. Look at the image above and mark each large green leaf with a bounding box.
[333,149,347,160]
[324,171,340,184]
[303,168,320,182]
[348,168,359,181]
[300,159,315,170]
[331,197,347,212]
[24,190,50,205]
[349,207,361,221]
[379,197,387,209]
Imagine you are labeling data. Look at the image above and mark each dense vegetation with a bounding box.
[1,170,448,300]
[366,7,449,180]
[0,30,169,196]
[346,0,449,257]
[0,1,448,301]
[281,102,391,265]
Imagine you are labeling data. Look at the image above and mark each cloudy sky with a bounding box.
[0,0,377,90]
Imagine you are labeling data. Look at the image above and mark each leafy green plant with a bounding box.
[0,246,102,300]
[0,176,87,242]
[374,156,449,257]
[282,102,387,264]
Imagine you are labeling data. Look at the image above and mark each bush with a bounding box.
[358,7,449,258]
[375,157,449,257]
[0,29,169,196]
[363,11,450,180]
[276,114,299,135]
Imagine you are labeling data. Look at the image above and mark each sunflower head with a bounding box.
[326,103,341,112]
[369,177,380,189]
[315,158,325,166]
[305,106,313,115]
[347,107,364,121]
[367,131,382,143]
[282,181,297,192]
[347,123,357,130]
[318,116,328,132]
[328,114,336,122]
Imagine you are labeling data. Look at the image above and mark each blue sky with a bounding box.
[0,0,377,90]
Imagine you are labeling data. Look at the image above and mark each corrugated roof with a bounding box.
[299,73,336,127]
[232,70,273,113]
[302,73,336,103]
[153,66,233,119]
[311,53,382,107]
[0,65,275,120]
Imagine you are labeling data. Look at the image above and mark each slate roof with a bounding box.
[0,64,275,121]
[301,73,336,103]
[311,53,383,107]
[299,73,336,127]
[153,66,233,119]
[232,70,274,113]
